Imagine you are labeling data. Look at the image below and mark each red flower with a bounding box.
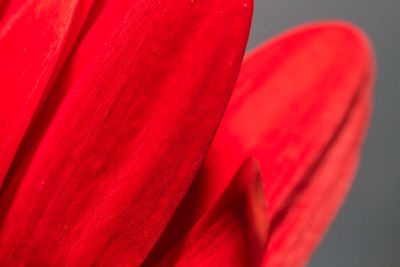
[0,0,374,266]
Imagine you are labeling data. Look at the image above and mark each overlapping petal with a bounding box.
[156,159,267,267]
[149,21,374,266]
[0,0,253,265]
[0,0,94,186]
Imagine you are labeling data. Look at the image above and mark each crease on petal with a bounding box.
[155,158,268,267]
[150,21,375,267]
[0,0,253,265]
[263,69,373,266]
[0,0,24,25]
[0,0,94,187]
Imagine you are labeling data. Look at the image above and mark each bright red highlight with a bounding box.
[0,1,374,266]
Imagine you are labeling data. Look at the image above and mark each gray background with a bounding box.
[246,1,399,266]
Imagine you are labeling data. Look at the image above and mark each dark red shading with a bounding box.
[0,0,94,187]
[0,0,253,265]
[156,159,268,267]
[149,21,374,266]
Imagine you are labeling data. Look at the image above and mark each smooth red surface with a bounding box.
[149,22,374,266]
[0,0,252,265]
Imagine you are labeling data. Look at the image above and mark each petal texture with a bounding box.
[0,0,94,187]
[0,0,253,266]
[156,159,268,267]
[151,21,375,266]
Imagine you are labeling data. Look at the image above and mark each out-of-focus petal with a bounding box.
[155,159,267,267]
[262,64,372,267]
[152,21,374,266]
[0,0,253,265]
[0,0,94,187]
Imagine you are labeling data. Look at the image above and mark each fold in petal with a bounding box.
[262,63,372,267]
[0,0,253,265]
[150,21,374,266]
[208,21,374,266]
[0,0,94,187]
[155,158,268,267]
[0,0,25,25]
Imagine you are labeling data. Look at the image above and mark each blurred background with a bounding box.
[247,0,399,266]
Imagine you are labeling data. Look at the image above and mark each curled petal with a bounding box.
[153,21,375,266]
[210,21,375,266]
[155,158,268,267]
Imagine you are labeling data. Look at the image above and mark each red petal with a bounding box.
[0,0,253,265]
[210,21,375,266]
[263,66,372,266]
[0,0,25,26]
[152,21,374,266]
[0,0,94,187]
[155,158,268,267]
